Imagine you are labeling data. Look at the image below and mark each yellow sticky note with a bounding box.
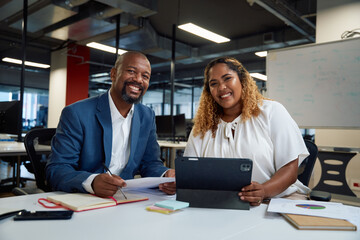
[146,205,177,214]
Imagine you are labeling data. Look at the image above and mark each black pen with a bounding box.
[102,163,127,199]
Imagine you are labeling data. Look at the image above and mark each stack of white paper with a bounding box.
[267,198,360,228]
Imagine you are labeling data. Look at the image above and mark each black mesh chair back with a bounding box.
[298,140,318,187]
[312,150,356,196]
[24,128,56,192]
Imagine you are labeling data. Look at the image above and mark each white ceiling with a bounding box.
[0,0,317,91]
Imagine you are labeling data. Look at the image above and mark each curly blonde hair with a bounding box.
[192,57,265,138]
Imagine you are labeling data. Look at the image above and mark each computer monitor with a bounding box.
[173,114,186,138]
[155,114,187,140]
[0,101,21,135]
[155,115,173,139]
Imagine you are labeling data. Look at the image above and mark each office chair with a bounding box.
[312,149,356,196]
[297,140,318,187]
[12,128,55,195]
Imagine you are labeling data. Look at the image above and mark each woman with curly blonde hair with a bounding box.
[184,57,310,206]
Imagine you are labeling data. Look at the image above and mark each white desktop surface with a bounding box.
[0,141,51,187]
[0,141,51,156]
[157,140,187,148]
[0,140,182,155]
[157,141,187,168]
[0,141,27,156]
[0,191,358,240]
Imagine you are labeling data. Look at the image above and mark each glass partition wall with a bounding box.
[0,85,48,131]
[142,86,202,119]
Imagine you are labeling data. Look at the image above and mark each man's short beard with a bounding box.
[121,82,143,104]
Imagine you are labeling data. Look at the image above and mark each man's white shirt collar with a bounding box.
[108,90,134,121]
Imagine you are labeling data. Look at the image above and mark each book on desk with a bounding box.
[268,198,358,231]
[282,213,357,231]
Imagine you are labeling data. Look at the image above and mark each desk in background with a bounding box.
[1,140,184,187]
[317,146,360,153]
[157,140,187,168]
[0,191,359,240]
[0,141,51,188]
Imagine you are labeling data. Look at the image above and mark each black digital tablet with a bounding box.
[175,157,253,210]
[0,209,25,221]
[13,210,73,221]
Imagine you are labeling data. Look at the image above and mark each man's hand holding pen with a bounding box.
[92,173,127,198]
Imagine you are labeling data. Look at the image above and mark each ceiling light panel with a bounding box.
[255,51,268,57]
[2,57,50,69]
[178,23,230,43]
[86,42,127,55]
[250,73,267,81]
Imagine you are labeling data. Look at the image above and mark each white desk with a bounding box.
[0,141,28,157]
[0,191,358,240]
[0,141,51,187]
[0,141,51,157]
[157,140,187,168]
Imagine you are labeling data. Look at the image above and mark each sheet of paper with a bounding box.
[267,198,349,220]
[344,205,360,228]
[124,177,175,189]
[126,188,177,198]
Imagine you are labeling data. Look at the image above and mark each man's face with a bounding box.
[110,53,151,104]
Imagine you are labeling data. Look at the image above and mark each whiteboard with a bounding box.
[267,37,360,129]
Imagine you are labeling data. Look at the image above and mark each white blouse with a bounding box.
[184,100,310,197]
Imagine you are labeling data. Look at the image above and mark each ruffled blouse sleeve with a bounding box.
[267,101,309,171]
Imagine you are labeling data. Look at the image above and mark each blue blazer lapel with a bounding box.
[95,92,112,167]
[121,105,140,176]
[129,105,140,162]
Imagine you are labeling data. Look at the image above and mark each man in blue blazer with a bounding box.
[46,51,175,197]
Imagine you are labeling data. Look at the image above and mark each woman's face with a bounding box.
[208,63,242,113]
